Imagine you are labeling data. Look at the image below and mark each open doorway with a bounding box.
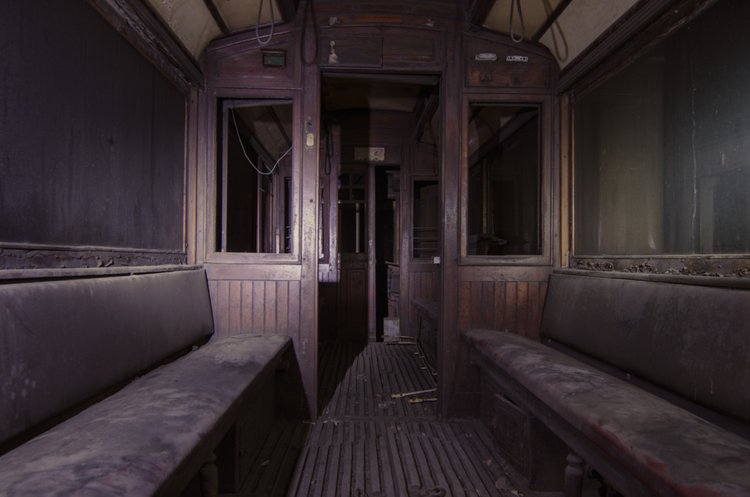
[317,72,441,414]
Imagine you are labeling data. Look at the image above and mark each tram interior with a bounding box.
[1,0,749,496]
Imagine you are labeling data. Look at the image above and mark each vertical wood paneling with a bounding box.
[505,282,518,333]
[470,282,483,329]
[253,281,266,332]
[229,281,242,335]
[216,281,231,338]
[265,281,277,334]
[408,267,438,336]
[208,279,219,334]
[517,282,529,338]
[492,283,506,331]
[528,282,540,339]
[277,282,289,336]
[481,281,494,328]
[208,278,302,339]
[457,279,548,339]
[241,282,254,332]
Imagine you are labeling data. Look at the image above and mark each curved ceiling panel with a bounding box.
[148,0,222,58]
[537,0,638,68]
[214,0,281,31]
[145,0,641,73]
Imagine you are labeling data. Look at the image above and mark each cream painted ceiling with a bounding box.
[147,0,282,58]
[146,0,640,68]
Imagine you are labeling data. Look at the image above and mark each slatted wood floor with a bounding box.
[282,342,515,497]
[318,341,438,420]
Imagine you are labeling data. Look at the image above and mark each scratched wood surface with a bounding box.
[280,342,514,497]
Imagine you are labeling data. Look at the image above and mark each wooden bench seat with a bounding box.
[0,268,297,497]
[464,271,750,497]
[0,333,290,497]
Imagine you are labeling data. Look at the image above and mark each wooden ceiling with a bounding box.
[146,0,641,68]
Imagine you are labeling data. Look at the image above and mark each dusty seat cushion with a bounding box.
[540,272,750,424]
[464,329,750,496]
[0,269,214,446]
[0,334,290,497]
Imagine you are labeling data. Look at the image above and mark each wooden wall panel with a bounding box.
[457,279,549,340]
[204,29,299,89]
[406,266,438,336]
[208,278,302,340]
[463,33,557,91]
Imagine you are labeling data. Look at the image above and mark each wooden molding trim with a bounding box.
[87,0,204,91]
[556,0,678,93]
[465,0,496,27]
[202,0,231,35]
[0,265,201,282]
[531,0,574,42]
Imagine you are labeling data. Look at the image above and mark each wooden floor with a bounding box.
[280,342,515,497]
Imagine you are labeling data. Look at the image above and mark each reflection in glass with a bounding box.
[467,104,541,256]
[574,0,750,256]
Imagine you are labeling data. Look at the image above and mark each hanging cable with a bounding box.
[231,108,292,176]
[509,0,525,43]
[541,0,569,62]
[299,0,319,66]
[255,0,275,47]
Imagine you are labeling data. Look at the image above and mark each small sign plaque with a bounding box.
[262,50,286,68]
[354,146,386,162]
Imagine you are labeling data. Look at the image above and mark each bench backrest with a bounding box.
[0,268,214,447]
[540,272,750,425]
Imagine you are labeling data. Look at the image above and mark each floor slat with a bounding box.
[282,342,516,497]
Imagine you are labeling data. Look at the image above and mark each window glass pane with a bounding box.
[467,104,541,256]
[338,173,366,254]
[574,0,750,255]
[217,99,293,253]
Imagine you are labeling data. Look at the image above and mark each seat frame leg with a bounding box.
[564,452,584,497]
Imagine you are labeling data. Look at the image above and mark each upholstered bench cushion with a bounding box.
[541,272,750,424]
[0,334,290,497]
[0,269,214,446]
[464,329,750,497]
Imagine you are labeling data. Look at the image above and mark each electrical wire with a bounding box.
[509,0,525,43]
[230,108,292,176]
[255,0,275,47]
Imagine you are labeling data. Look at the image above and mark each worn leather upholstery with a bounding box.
[464,329,750,497]
[0,269,214,446]
[0,334,290,497]
[540,273,750,424]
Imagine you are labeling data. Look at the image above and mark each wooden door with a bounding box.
[336,168,369,342]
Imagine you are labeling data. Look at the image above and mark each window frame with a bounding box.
[205,88,301,264]
[566,0,750,277]
[460,92,553,266]
[411,176,440,262]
